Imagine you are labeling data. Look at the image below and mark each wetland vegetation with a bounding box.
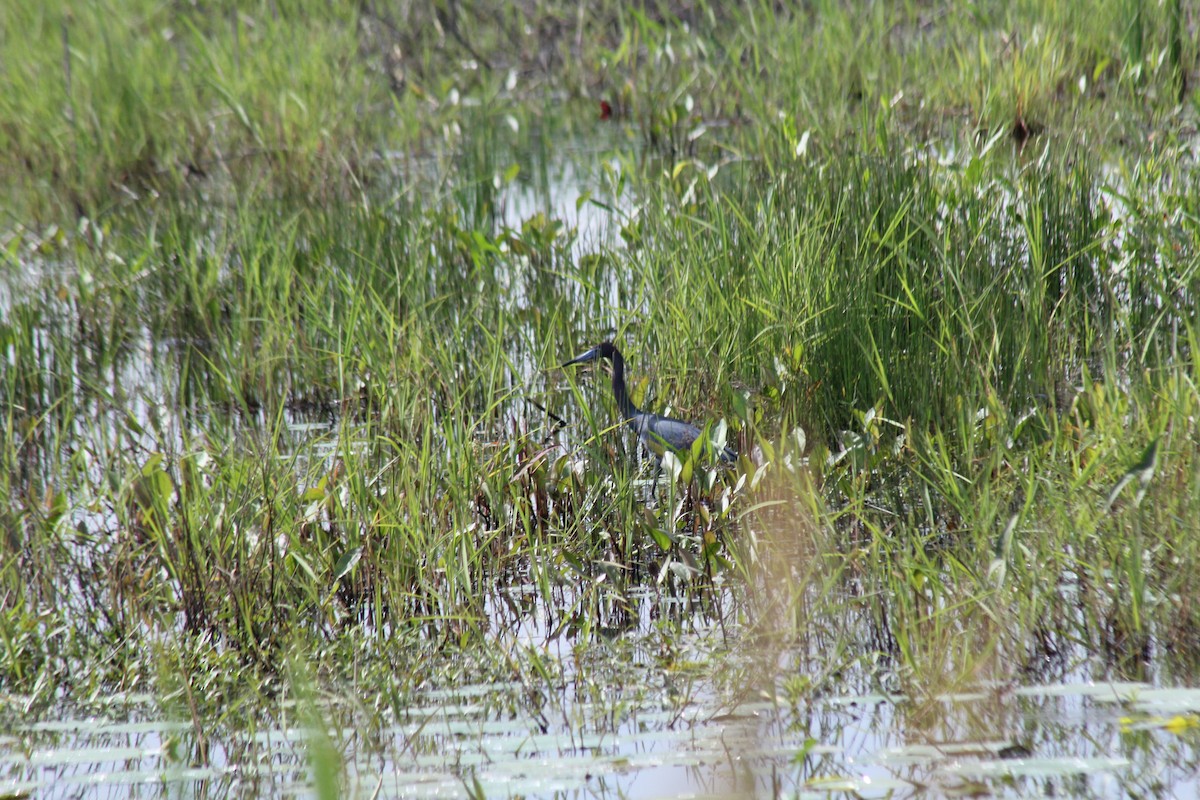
[3,0,1200,796]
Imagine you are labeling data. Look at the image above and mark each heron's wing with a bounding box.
[640,414,738,463]
[640,415,703,456]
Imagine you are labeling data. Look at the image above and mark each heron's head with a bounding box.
[561,341,618,368]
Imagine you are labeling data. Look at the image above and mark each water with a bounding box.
[5,668,1199,797]
[4,582,1199,797]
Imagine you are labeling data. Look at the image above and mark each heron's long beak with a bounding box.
[561,347,600,368]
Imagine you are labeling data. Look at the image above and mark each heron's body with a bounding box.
[562,341,737,466]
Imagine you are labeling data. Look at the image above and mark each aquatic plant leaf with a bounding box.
[987,513,1020,587]
[648,526,673,552]
[662,450,684,483]
[1106,436,1158,510]
[945,755,1131,778]
[332,546,362,582]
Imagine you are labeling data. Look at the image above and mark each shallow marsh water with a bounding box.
[5,94,1200,800]
[5,623,1200,798]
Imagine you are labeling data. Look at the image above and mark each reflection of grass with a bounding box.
[1,0,1199,786]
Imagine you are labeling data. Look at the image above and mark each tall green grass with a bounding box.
[3,0,1192,219]
[5,136,1199,701]
[0,0,384,217]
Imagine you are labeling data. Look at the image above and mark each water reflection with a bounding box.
[4,643,1200,798]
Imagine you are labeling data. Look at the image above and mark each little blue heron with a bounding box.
[561,341,737,475]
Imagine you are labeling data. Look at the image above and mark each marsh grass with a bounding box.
[4,0,1192,216]
[9,147,1199,697]
[3,0,1200,792]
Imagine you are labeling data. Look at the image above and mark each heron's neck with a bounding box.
[609,351,641,421]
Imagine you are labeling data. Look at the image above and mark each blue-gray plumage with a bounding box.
[561,341,737,469]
